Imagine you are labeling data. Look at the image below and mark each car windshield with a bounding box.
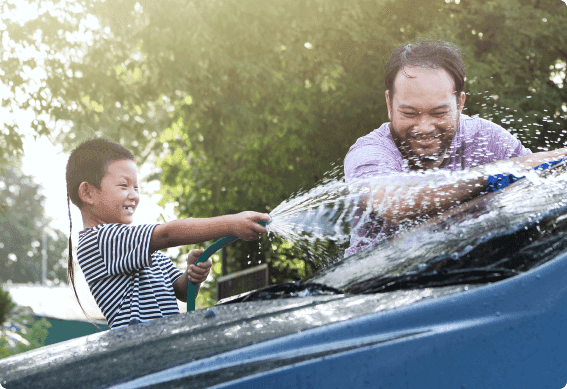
[222,161,567,303]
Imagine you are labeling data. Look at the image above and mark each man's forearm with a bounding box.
[510,148,567,169]
[372,174,486,224]
[370,147,567,224]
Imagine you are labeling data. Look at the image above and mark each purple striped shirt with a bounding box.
[344,114,531,257]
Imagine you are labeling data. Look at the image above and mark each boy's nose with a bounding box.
[128,188,140,201]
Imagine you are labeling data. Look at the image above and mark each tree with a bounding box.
[434,0,567,151]
[0,164,68,284]
[1,0,566,296]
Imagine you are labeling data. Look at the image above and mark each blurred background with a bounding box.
[0,0,566,353]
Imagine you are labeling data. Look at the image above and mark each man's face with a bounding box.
[386,66,466,170]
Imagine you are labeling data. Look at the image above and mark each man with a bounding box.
[344,39,567,257]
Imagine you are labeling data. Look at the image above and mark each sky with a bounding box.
[20,133,175,236]
[0,0,175,238]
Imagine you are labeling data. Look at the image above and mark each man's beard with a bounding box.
[389,124,452,170]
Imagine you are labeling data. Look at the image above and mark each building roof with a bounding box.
[3,282,188,323]
[3,283,106,322]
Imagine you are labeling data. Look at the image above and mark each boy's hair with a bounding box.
[384,38,466,102]
[66,138,135,208]
[65,138,134,320]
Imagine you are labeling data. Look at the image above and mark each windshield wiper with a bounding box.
[217,268,522,304]
[345,267,520,294]
[216,282,344,305]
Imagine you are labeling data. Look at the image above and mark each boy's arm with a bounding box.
[150,212,270,253]
[172,249,212,302]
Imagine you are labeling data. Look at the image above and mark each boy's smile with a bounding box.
[81,159,140,228]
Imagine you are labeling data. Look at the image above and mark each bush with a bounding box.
[0,305,51,359]
[0,285,15,326]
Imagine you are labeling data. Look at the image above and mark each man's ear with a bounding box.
[457,91,466,113]
[385,90,392,120]
[78,182,98,206]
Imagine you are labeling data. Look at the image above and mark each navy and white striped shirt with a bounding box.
[77,223,183,329]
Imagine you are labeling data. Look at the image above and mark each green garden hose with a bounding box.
[187,217,271,311]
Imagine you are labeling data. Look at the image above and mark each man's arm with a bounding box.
[370,148,567,224]
[344,127,402,181]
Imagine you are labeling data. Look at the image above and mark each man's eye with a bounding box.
[432,112,448,117]
[402,112,418,117]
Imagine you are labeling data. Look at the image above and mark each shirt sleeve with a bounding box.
[344,129,404,181]
[484,120,532,161]
[98,223,159,276]
[152,252,184,284]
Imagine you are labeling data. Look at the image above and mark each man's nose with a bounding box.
[414,118,437,136]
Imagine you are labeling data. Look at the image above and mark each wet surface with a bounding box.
[0,285,473,388]
[3,158,567,388]
[311,162,567,291]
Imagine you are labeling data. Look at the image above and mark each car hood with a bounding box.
[0,284,471,389]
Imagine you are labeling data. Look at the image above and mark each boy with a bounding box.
[66,138,270,328]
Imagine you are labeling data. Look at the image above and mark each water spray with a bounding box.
[187,216,272,311]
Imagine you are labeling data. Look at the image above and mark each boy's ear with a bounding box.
[78,182,98,205]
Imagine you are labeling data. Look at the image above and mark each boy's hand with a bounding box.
[230,212,271,241]
[186,249,212,284]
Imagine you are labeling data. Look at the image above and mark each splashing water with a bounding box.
[264,154,567,272]
[262,92,567,275]
[267,157,549,238]
[312,160,567,291]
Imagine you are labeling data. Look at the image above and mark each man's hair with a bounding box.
[385,38,465,100]
[66,138,134,208]
[65,138,134,322]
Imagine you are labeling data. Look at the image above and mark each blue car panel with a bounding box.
[113,248,567,389]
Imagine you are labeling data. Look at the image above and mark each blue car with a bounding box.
[2,163,567,388]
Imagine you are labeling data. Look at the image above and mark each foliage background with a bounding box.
[1,0,566,308]
[0,163,68,284]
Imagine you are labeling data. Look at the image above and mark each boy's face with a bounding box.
[88,159,140,225]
